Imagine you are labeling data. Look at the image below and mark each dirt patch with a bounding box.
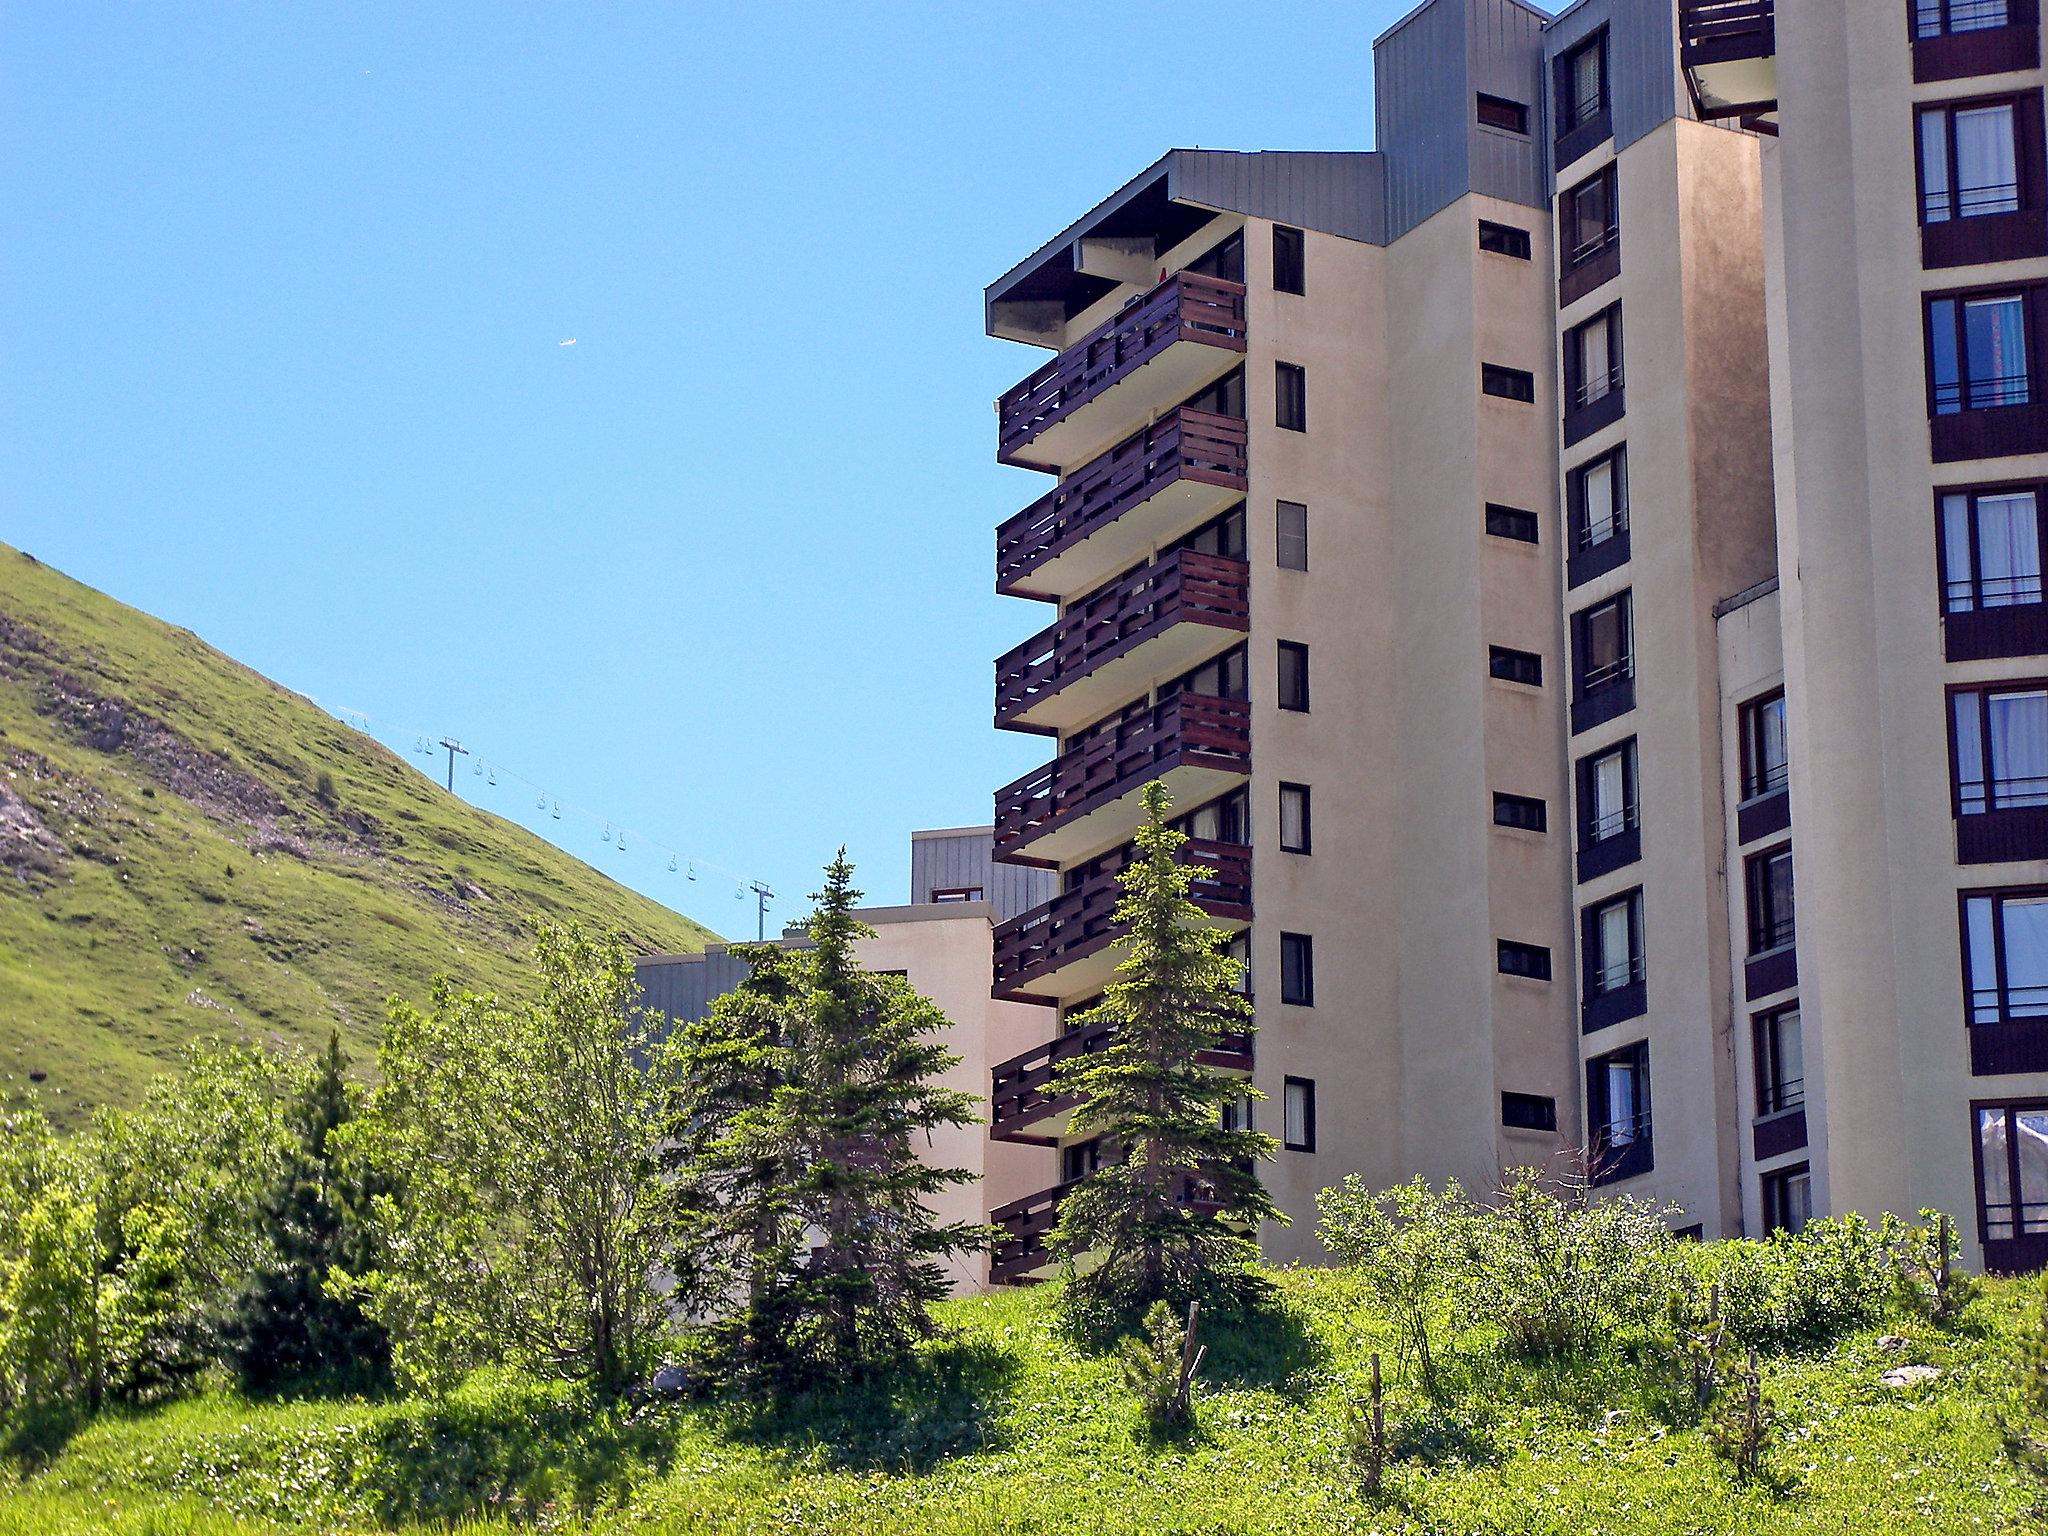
[0,772,64,886]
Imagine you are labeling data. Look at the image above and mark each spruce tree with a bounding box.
[226,1030,388,1393]
[1046,782,1280,1319]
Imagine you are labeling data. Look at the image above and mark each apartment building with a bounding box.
[970,0,2048,1277]
[635,829,1059,1294]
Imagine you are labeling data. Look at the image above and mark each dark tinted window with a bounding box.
[1501,1091,1559,1131]
[1494,792,1547,832]
[1476,93,1529,134]
[1486,503,1540,543]
[1272,225,1305,294]
[1276,361,1307,431]
[1479,220,1532,259]
[1483,364,1536,401]
[1490,645,1543,686]
[1278,641,1310,711]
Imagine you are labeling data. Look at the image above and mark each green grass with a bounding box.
[2,1269,2042,1535]
[0,543,715,1118]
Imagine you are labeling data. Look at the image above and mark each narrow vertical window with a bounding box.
[1280,932,1315,1006]
[1276,501,1309,570]
[1272,225,1305,295]
[1279,782,1312,854]
[1283,1077,1317,1151]
[1754,1006,1804,1115]
[1761,1165,1814,1235]
[1277,641,1310,711]
[1746,846,1796,955]
[1740,690,1790,800]
[1276,362,1307,431]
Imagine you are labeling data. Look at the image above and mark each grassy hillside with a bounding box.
[0,543,715,1116]
[0,1270,2040,1535]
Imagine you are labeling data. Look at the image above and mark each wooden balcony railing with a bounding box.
[989,1165,1251,1283]
[990,836,1252,1008]
[1678,0,1774,64]
[995,409,1248,598]
[990,1000,1252,1143]
[994,550,1249,730]
[996,271,1248,466]
[993,692,1252,862]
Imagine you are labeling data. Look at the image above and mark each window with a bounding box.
[1280,933,1314,1006]
[1277,641,1310,711]
[1498,939,1553,980]
[1483,364,1536,401]
[1494,792,1547,832]
[1587,1040,1651,1153]
[1163,642,1247,703]
[1975,1100,2048,1247]
[1916,0,2013,37]
[1185,231,1244,283]
[1928,290,2031,414]
[1574,592,1634,698]
[1225,931,1252,996]
[1565,305,1624,411]
[1062,1137,1105,1183]
[1955,684,2048,813]
[1761,1165,1814,1236]
[1184,365,1246,420]
[1567,446,1628,553]
[1964,889,2048,1024]
[929,886,982,903]
[1587,889,1645,997]
[1276,362,1307,431]
[1501,1091,1559,1132]
[1740,690,1790,801]
[1490,645,1543,686]
[1580,739,1639,848]
[1276,501,1308,570]
[1755,1005,1804,1115]
[1279,783,1312,854]
[1476,93,1529,134]
[1919,100,2023,224]
[1178,504,1248,561]
[1221,1094,1255,1132]
[1560,164,1618,275]
[1942,488,2044,612]
[1272,225,1305,295]
[1175,786,1250,845]
[1478,220,1532,259]
[1746,845,1796,955]
[1558,33,1607,135]
[1283,1077,1317,1151]
[1486,502,1540,543]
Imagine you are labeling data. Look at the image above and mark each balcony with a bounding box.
[993,692,1252,867]
[995,551,1249,735]
[1679,2,1776,127]
[989,1167,1246,1284]
[996,408,1247,603]
[996,271,1247,473]
[1588,1115,1655,1186]
[991,837,1251,1007]
[990,1004,1254,1144]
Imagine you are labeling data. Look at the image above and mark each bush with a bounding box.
[1118,1300,1204,1430]
[1688,1215,1895,1352]
[1316,1175,1480,1395]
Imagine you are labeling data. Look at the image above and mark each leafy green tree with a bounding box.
[1316,1175,1481,1397]
[338,923,678,1392]
[225,1029,389,1393]
[665,853,989,1382]
[1046,782,1280,1319]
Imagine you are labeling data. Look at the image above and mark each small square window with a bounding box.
[1490,645,1543,687]
[1482,364,1536,402]
[1283,1076,1318,1151]
[1273,225,1305,295]
[1493,792,1547,832]
[1276,501,1308,570]
[1501,1091,1558,1132]
[1497,939,1552,980]
[1486,503,1540,543]
[1280,782,1312,854]
[1478,220,1532,259]
[1278,641,1310,712]
[1476,93,1529,135]
[1280,932,1315,1006]
[1277,362,1307,431]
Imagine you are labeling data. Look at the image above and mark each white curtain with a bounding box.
[1989,689,2048,807]
[1942,493,1975,609]
[1921,110,1953,221]
[1594,750,1627,835]
[1584,457,1615,542]
[1605,1060,1638,1143]
[1968,897,2002,1022]
[1978,492,2041,606]
[1955,692,1988,813]
[2002,896,2048,1017]
[1597,903,1632,992]
[1582,319,1611,403]
[1965,295,2028,407]
[1955,104,2019,215]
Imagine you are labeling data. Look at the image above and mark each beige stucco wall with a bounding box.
[855,905,1057,1292]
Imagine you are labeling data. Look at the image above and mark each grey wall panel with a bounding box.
[1375,0,1475,241]
[910,829,1052,922]
[634,950,753,1031]
[1542,0,1684,182]
[1170,151,1386,245]
[1466,0,1550,210]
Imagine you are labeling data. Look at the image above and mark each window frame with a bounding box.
[1754,1004,1805,1116]
[1277,640,1310,712]
[1915,93,2031,226]
[1559,32,1608,133]
[1586,1038,1651,1154]
[1279,782,1313,854]
[1739,689,1790,802]
[1490,645,1544,687]
[1585,887,1646,998]
[1485,502,1540,543]
[1745,843,1797,957]
[1578,738,1640,851]
[1761,1163,1814,1236]
[1915,0,2018,40]
[1937,482,2047,614]
[1497,939,1553,981]
[1950,677,2048,815]
[1501,1090,1559,1132]
[1476,92,1530,135]
[1566,445,1629,554]
[1559,163,1618,277]
[1973,1096,2048,1249]
[1272,224,1305,295]
[1564,303,1625,412]
[1482,363,1537,402]
[1926,284,2035,415]
[1572,590,1635,701]
[928,886,983,904]
[1276,500,1309,571]
[1493,791,1548,832]
[1282,1076,1318,1152]
[1478,219,1532,259]
[1961,884,2048,1027]
[1280,931,1315,1007]
[1276,361,1307,432]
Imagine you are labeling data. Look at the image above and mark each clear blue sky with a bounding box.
[1,2,1411,936]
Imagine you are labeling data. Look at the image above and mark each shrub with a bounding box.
[1693,1215,1895,1351]
[1468,1165,1676,1359]
[1118,1300,1204,1430]
[1891,1209,1979,1327]
[1316,1175,1480,1395]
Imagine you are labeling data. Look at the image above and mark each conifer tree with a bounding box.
[1047,782,1280,1318]
[225,1030,388,1392]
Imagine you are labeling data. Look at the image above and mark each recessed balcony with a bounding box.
[990,1001,1253,1144]
[991,836,1251,1007]
[989,1167,1245,1284]
[996,408,1247,603]
[993,692,1252,868]
[995,271,1247,473]
[1679,1,1776,128]
[995,550,1249,736]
